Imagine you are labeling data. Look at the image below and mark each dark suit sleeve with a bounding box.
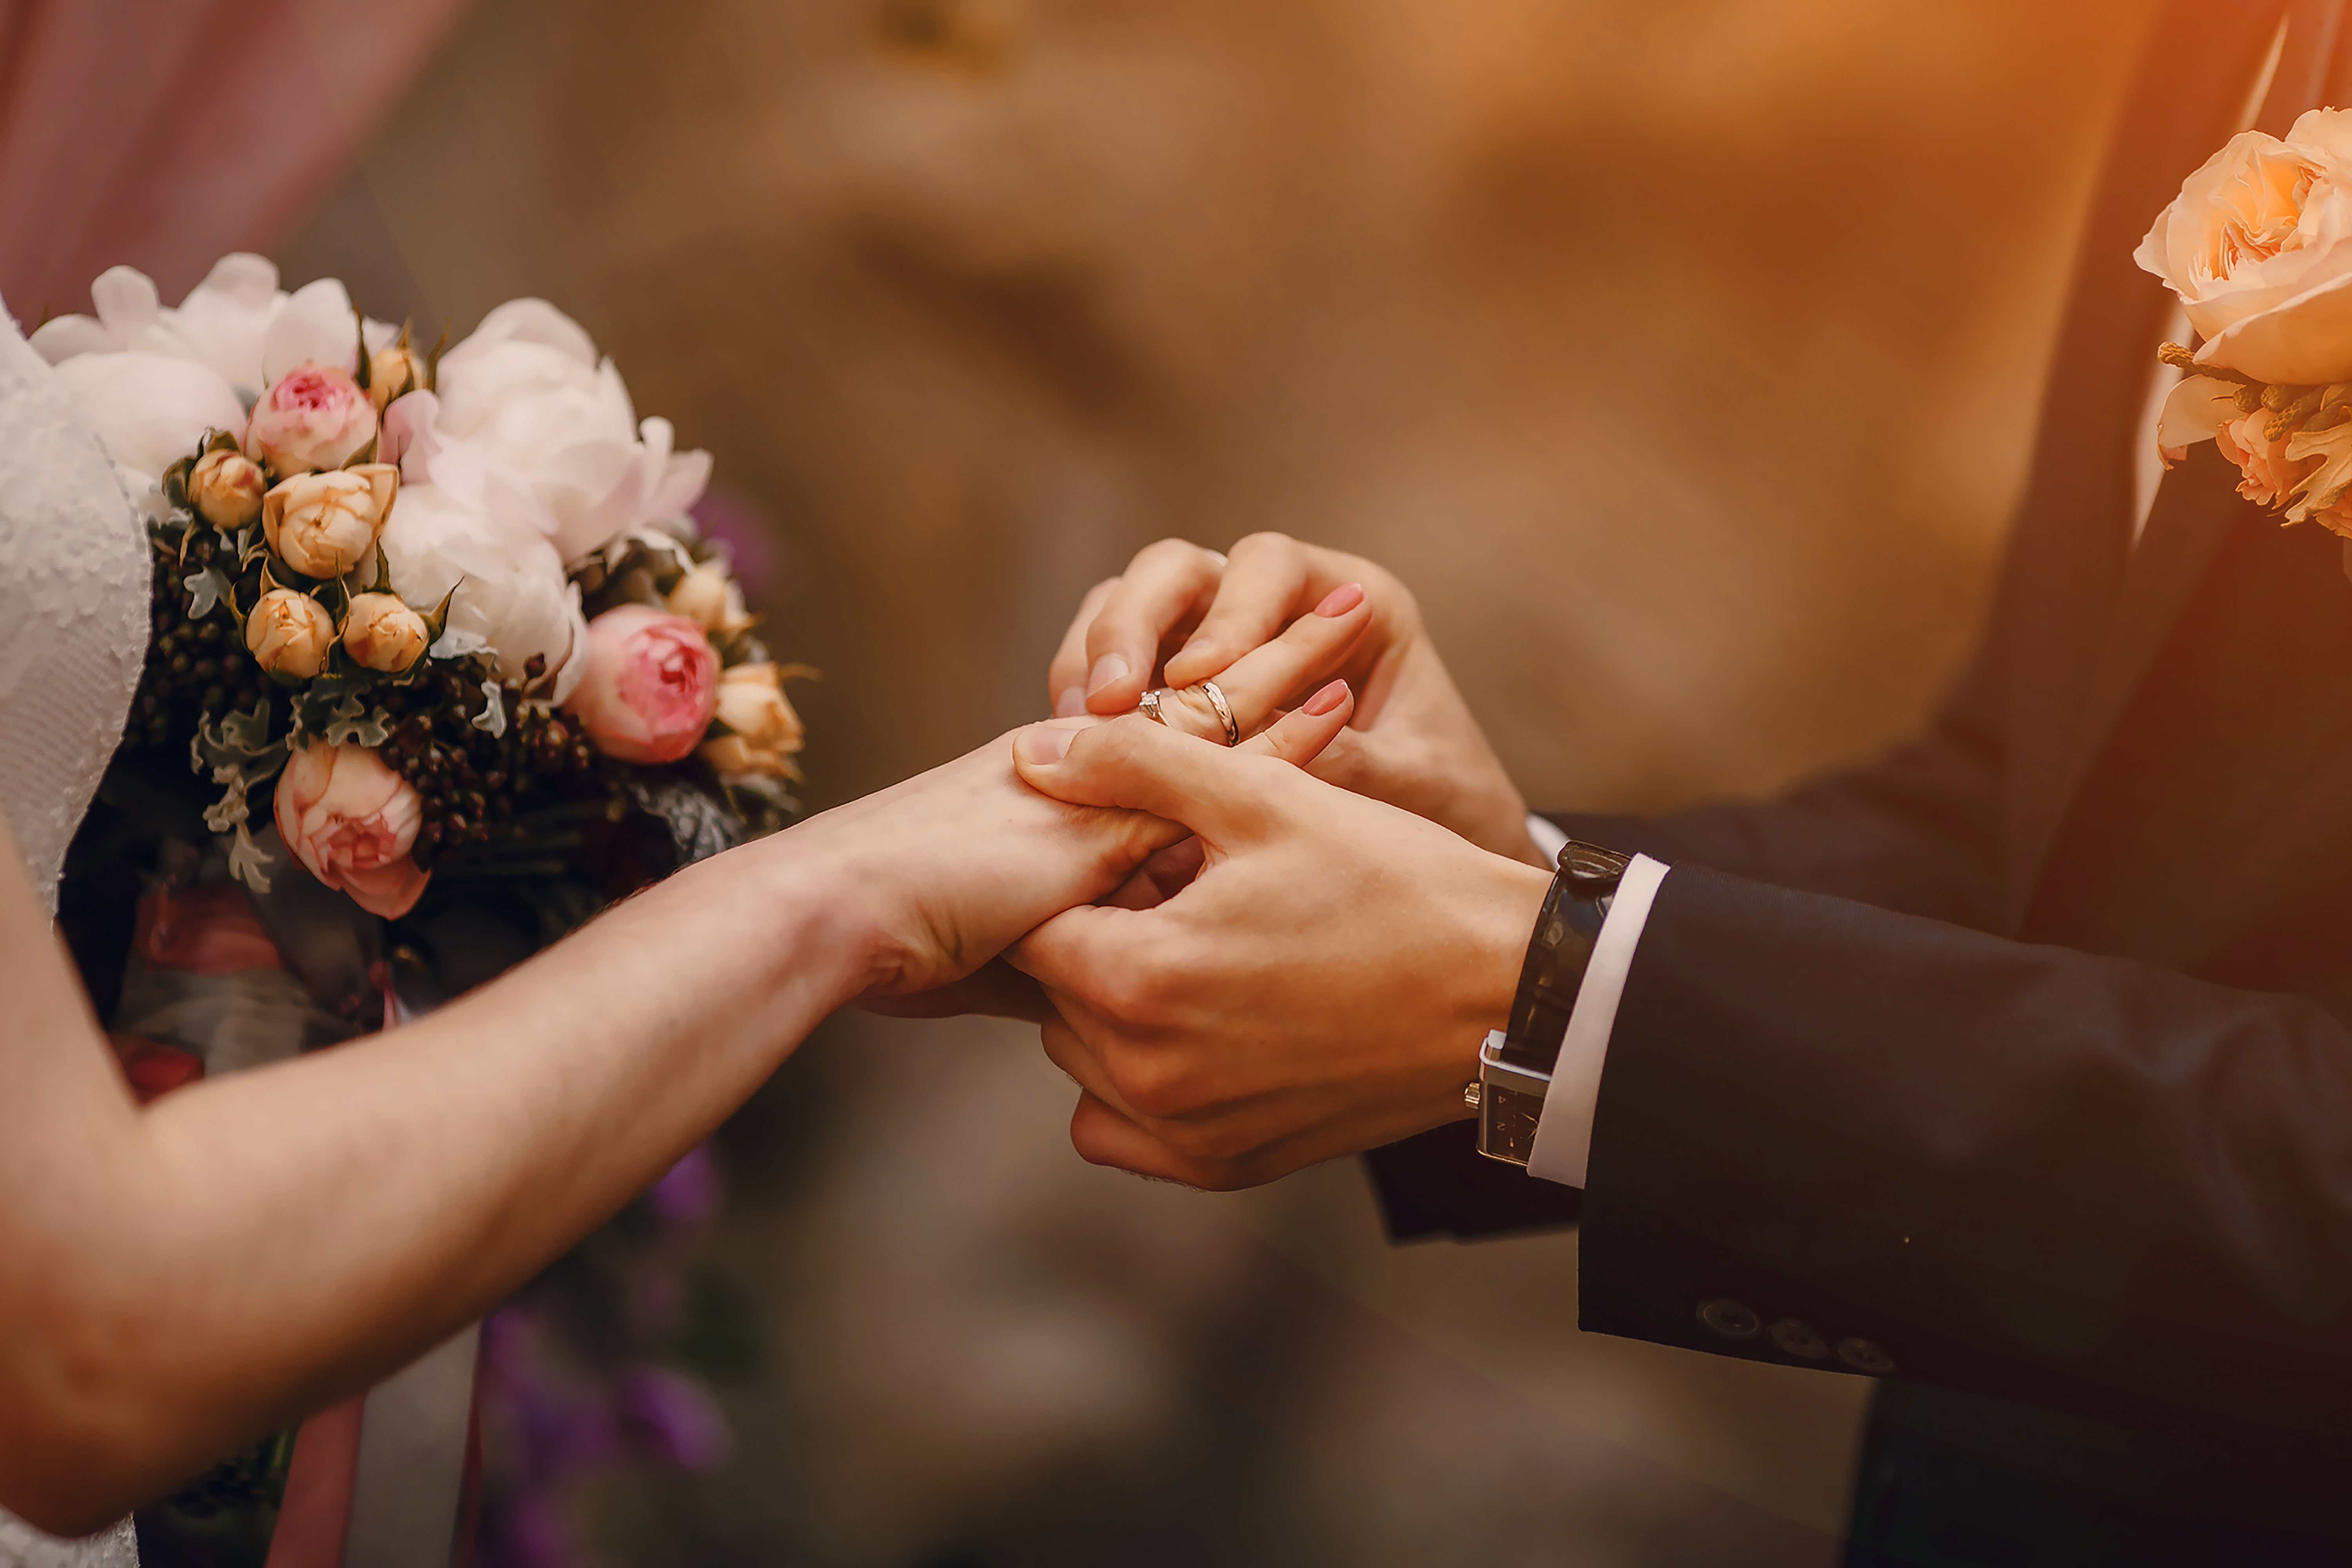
[1364,652,2008,1241]
[1577,863,2352,1436]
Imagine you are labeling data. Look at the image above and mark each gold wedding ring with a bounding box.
[1136,682,1238,745]
[1194,680,1240,746]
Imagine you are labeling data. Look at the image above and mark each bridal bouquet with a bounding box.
[38,257,797,1559]
[2141,107,2352,529]
[36,253,805,923]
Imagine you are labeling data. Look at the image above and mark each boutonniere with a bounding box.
[2138,108,2352,530]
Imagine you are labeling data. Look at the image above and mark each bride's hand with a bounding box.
[808,677,1359,1017]
[1046,533,1544,865]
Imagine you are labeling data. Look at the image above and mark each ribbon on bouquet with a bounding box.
[114,828,481,1568]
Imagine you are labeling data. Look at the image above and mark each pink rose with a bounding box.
[245,360,378,475]
[564,604,719,763]
[2215,408,2320,508]
[273,741,430,919]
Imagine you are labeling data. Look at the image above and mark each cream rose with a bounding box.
[188,448,267,530]
[2137,108,2352,385]
[273,741,429,919]
[263,465,398,580]
[342,592,428,673]
[699,661,804,779]
[246,361,378,475]
[245,588,336,679]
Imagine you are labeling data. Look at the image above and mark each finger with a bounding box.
[1234,680,1354,767]
[1007,897,1141,999]
[861,959,1053,1023]
[1069,1093,1221,1185]
[1080,541,1228,714]
[1195,592,1368,736]
[1039,1012,1150,1123]
[1163,533,1355,689]
[1013,712,1290,845]
[1101,835,1205,909]
[1047,577,1120,718]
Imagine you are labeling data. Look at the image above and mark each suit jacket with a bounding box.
[1365,1,2352,1557]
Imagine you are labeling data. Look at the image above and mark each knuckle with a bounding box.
[1106,1049,1192,1120]
[1089,958,1163,1028]
[1228,530,1299,563]
[1136,537,1211,573]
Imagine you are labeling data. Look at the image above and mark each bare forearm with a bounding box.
[12,830,863,1530]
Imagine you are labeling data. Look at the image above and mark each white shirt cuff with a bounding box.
[1525,852,1670,1189]
[1525,812,1570,867]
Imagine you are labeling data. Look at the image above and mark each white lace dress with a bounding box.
[0,308,151,1562]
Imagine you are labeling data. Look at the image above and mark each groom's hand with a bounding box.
[1009,717,1552,1189]
[1047,533,1545,866]
[842,682,1363,1022]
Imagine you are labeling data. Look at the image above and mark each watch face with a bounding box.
[1477,1084,1544,1164]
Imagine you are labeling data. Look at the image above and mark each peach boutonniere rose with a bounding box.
[2138,107,2352,534]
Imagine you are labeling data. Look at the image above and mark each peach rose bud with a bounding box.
[263,464,398,580]
[245,360,379,475]
[700,661,805,778]
[343,591,429,673]
[368,342,431,412]
[188,448,267,531]
[666,564,757,638]
[245,588,336,679]
[563,604,720,764]
[272,740,430,919]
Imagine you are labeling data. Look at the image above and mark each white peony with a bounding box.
[379,481,592,702]
[429,299,710,562]
[29,255,377,403]
[49,350,247,480]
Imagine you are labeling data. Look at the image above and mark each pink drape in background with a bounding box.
[0,0,470,319]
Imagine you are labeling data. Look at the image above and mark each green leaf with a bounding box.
[352,306,372,392]
[417,577,462,644]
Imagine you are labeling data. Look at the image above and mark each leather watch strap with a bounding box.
[1499,840,1630,1072]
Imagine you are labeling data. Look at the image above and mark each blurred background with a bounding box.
[5,0,2160,1561]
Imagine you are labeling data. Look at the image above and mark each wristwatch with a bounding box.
[1468,839,1630,1166]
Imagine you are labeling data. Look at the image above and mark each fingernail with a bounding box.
[1314,582,1365,617]
[1016,726,1076,767]
[1302,678,1348,716]
[1054,685,1087,718]
[1086,653,1131,695]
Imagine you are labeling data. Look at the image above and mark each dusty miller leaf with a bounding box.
[183,566,233,620]
[323,694,392,748]
[470,680,508,738]
[227,823,274,894]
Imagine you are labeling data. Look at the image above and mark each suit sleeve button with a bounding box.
[1836,1337,1896,1375]
[1697,1298,1761,1339]
[1768,1319,1829,1358]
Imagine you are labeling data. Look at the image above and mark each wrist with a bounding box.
[742,824,894,1015]
[1428,854,1553,1120]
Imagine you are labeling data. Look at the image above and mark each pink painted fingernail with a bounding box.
[1302,678,1348,716]
[1086,653,1131,696]
[1054,685,1087,718]
[1314,582,1365,617]
[1016,725,1076,766]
